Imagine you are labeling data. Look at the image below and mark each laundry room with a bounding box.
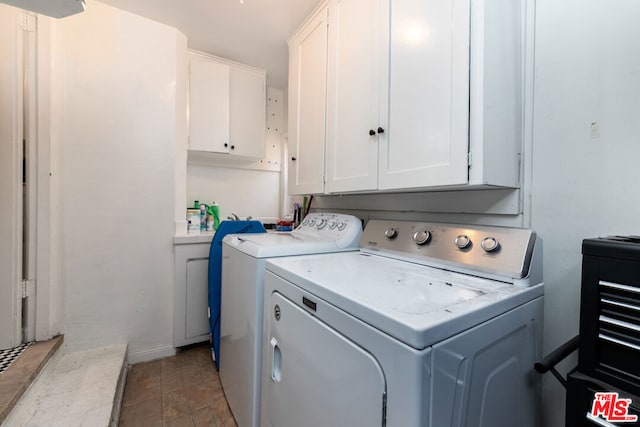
[1,0,640,426]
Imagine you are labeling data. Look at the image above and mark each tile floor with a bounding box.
[119,342,237,427]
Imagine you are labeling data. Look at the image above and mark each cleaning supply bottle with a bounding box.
[199,203,207,232]
[210,202,221,231]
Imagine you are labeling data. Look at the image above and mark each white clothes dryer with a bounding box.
[261,220,544,427]
[219,213,362,427]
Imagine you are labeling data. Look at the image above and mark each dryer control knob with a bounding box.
[316,219,327,229]
[455,234,471,249]
[481,237,500,252]
[337,222,346,231]
[413,229,431,246]
[329,221,338,230]
[384,228,398,240]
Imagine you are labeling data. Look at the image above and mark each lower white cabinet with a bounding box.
[174,242,210,347]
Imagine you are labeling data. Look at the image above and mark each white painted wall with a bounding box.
[532,2,640,425]
[187,166,281,222]
[51,1,187,361]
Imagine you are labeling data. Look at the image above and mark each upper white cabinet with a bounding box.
[324,0,387,193]
[288,8,329,195]
[380,0,470,190]
[188,51,266,159]
[288,0,529,194]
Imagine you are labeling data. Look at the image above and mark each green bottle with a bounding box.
[208,202,221,231]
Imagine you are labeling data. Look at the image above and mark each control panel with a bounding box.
[362,220,536,279]
[294,213,363,247]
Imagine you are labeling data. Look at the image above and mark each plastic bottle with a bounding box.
[199,203,207,232]
[210,202,221,231]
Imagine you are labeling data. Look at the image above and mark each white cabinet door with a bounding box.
[325,0,388,193]
[230,67,266,158]
[287,8,329,195]
[174,242,210,347]
[379,0,470,190]
[188,55,230,153]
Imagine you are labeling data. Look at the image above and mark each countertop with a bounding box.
[173,231,215,245]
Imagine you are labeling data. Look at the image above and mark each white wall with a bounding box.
[52,1,187,361]
[187,165,281,222]
[532,1,640,425]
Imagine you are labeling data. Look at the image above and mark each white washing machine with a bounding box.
[219,213,363,427]
[261,220,544,427]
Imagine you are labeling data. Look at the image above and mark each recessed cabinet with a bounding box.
[288,0,529,194]
[188,51,266,159]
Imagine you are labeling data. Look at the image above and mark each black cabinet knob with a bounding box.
[369,129,376,136]
[230,145,235,150]
[377,127,385,134]
[291,157,297,161]
[224,143,228,147]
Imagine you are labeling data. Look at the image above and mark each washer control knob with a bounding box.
[316,219,327,229]
[481,237,500,252]
[384,228,398,240]
[413,229,431,246]
[455,234,471,249]
[307,219,315,226]
[329,221,337,230]
[337,222,346,231]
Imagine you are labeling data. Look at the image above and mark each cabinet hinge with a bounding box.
[21,12,36,32]
[467,152,473,168]
[21,279,35,299]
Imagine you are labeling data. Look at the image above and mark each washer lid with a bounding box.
[266,252,543,349]
[223,232,357,258]
[222,213,362,258]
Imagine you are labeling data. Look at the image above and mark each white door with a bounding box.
[287,8,329,195]
[325,0,388,193]
[263,292,386,427]
[379,0,470,190]
[188,53,230,153]
[0,4,23,349]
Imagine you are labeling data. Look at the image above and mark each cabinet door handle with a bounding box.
[377,127,385,134]
[291,157,297,161]
[369,129,376,136]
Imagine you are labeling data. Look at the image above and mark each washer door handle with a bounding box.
[270,337,282,382]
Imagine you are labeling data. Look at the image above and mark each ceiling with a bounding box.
[97,0,323,89]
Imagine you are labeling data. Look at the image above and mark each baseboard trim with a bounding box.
[127,344,176,364]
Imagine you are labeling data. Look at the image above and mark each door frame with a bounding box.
[0,4,24,349]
